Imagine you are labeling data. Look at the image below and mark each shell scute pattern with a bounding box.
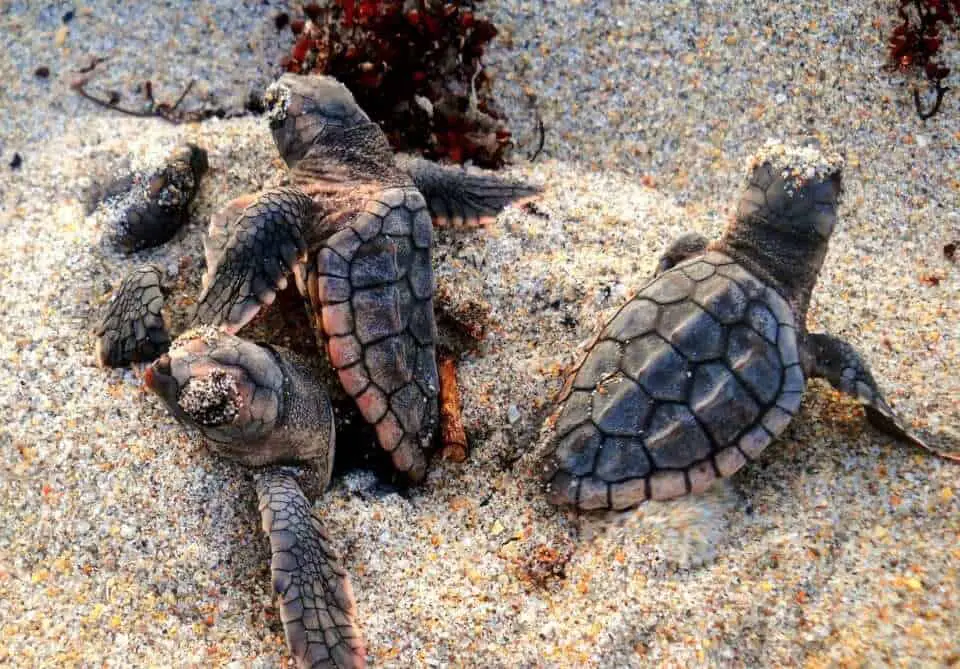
[690,362,760,446]
[554,424,602,476]
[680,260,716,282]
[726,325,784,404]
[545,256,805,509]
[645,403,713,468]
[591,374,653,436]
[657,302,726,362]
[573,340,622,389]
[315,186,439,477]
[623,335,692,402]
[596,436,651,481]
[601,298,658,341]
[640,270,694,304]
[693,274,748,324]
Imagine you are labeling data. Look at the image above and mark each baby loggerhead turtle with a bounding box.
[144,327,364,668]
[95,74,538,667]
[541,139,959,511]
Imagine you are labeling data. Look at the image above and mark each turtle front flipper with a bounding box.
[97,144,208,253]
[256,469,366,669]
[94,264,171,367]
[804,333,960,462]
[655,232,709,275]
[399,156,541,228]
[194,187,314,334]
[203,192,259,274]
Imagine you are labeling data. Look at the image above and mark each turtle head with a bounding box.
[143,327,284,449]
[721,139,844,318]
[264,73,374,169]
[735,140,844,243]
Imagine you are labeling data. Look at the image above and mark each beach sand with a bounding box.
[1,1,958,666]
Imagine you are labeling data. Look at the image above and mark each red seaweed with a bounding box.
[887,0,959,119]
[279,0,512,168]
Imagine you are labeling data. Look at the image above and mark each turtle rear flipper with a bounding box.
[94,264,171,367]
[399,156,541,228]
[805,333,960,462]
[256,469,366,669]
[194,187,313,334]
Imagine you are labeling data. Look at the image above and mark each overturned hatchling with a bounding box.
[144,328,364,668]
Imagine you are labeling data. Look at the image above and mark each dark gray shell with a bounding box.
[314,185,439,480]
[542,250,805,510]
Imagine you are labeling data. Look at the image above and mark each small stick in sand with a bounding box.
[438,353,469,463]
[72,76,203,124]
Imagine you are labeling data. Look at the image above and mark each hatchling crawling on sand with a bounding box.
[541,139,959,511]
[94,73,538,667]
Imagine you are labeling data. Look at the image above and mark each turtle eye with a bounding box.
[178,369,241,427]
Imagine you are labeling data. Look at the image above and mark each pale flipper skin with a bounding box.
[94,264,170,367]
[804,333,960,462]
[398,155,541,228]
[143,329,366,668]
[256,469,366,669]
[195,187,314,334]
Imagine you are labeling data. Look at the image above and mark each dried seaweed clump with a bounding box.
[280,1,511,167]
[887,0,960,119]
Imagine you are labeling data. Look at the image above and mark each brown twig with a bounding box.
[76,56,107,74]
[167,80,195,112]
[528,115,546,162]
[438,353,469,463]
[72,77,209,124]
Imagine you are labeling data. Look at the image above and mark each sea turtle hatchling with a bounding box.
[541,139,959,511]
[143,327,365,668]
